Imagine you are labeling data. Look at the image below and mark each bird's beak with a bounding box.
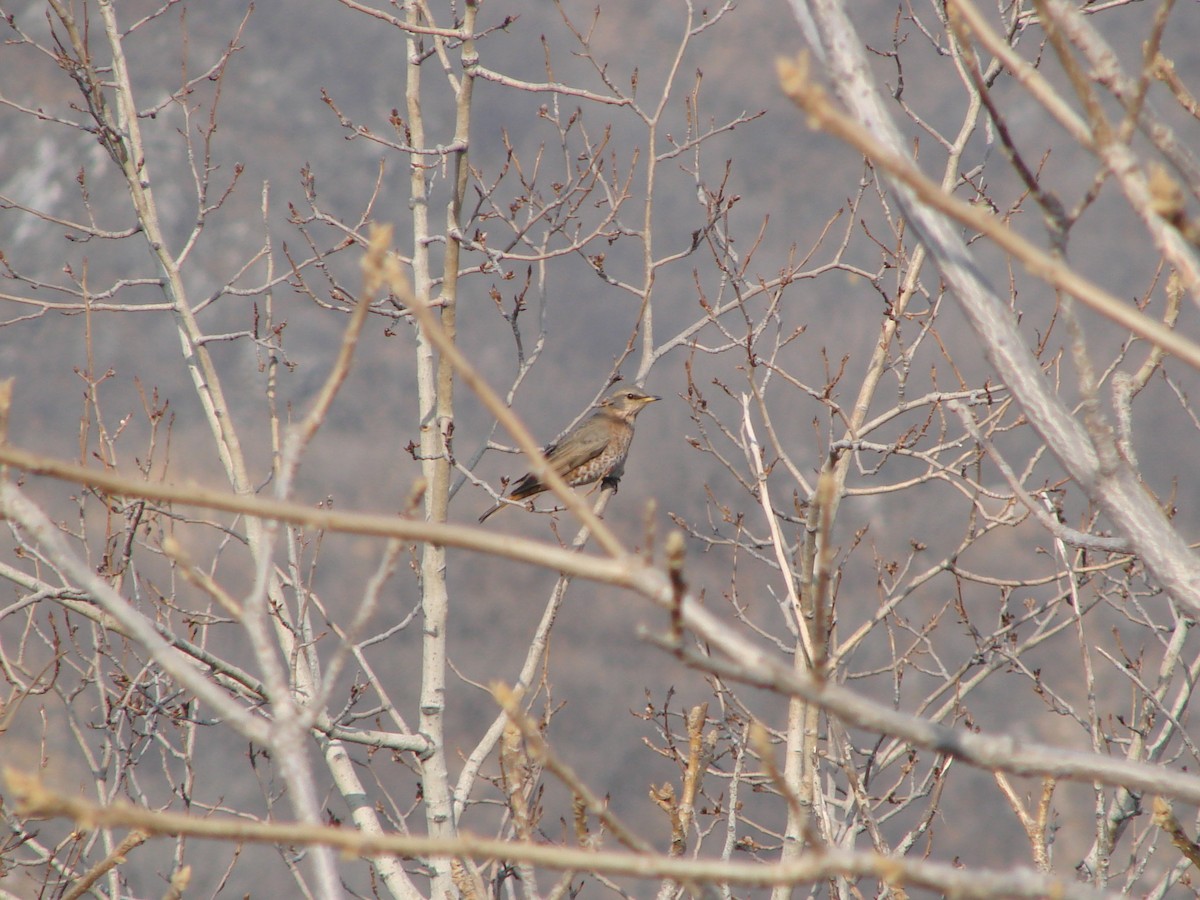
[645,395,661,403]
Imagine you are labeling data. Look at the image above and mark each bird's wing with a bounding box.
[507,417,610,499]
[545,420,609,473]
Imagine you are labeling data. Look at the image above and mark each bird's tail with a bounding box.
[478,501,504,524]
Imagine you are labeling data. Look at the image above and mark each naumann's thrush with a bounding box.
[478,387,660,523]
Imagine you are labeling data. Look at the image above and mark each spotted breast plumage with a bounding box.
[478,387,660,523]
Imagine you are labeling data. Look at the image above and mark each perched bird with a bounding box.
[478,386,660,523]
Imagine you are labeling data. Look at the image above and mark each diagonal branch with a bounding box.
[779,2,1200,614]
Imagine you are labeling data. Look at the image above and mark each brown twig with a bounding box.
[5,766,1113,898]
[775,54,1200,372]
[62,829,147,900]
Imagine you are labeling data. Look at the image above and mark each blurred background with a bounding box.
[3,0,1200,895]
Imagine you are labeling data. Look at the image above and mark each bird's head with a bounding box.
[600,386,661,419]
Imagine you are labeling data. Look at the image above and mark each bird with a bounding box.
[478,386,660,523]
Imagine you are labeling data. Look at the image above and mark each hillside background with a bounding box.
[4,0,1200,896]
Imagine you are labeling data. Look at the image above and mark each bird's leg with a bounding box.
[601,459,626,493]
